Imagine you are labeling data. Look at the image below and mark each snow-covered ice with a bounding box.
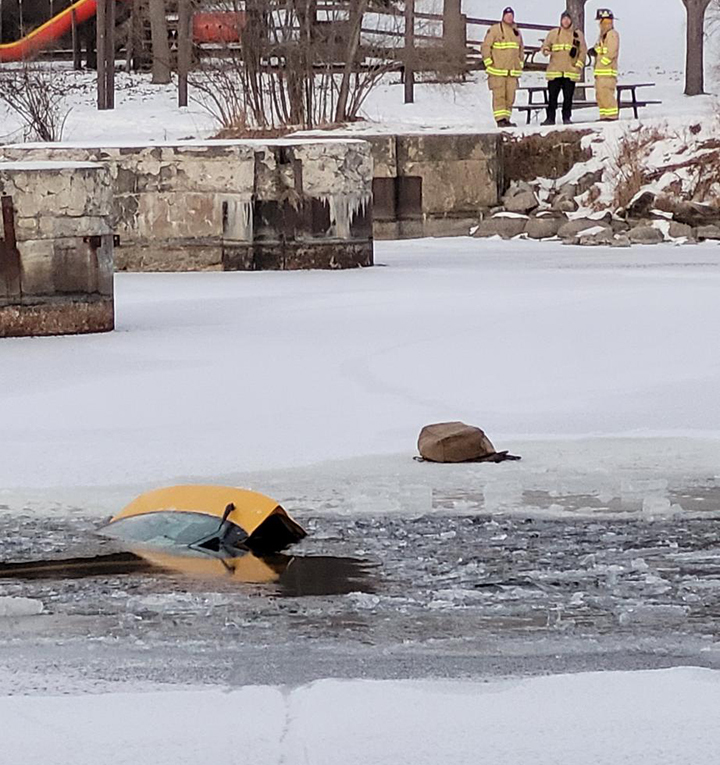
[1,669,720,765]
[2,239,719,506]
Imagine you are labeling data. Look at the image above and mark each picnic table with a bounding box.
[468,44,546,73]
[516,82,661,123]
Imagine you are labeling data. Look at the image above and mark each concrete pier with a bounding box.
[0,161,114,338]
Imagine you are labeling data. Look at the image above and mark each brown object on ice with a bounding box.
[416,422,521,463]
[417,422,495,463]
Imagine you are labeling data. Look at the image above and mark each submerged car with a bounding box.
[0,485,377,595]
[102,484,307,555]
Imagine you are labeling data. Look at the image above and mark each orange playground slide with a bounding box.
[0,0,101,62]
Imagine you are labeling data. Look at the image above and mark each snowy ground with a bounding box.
[0,65,714,145]
[3,669,720,765]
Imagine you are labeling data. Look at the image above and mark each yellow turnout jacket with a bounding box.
[481,22,524,78]
[541,26,587,81]
[594,27,620,78]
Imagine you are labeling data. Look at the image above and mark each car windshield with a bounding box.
[103,511,237,548]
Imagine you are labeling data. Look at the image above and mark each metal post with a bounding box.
[97,0,107,108]
[404,0,415,104]
[0,195,22,299]
[106,0,115,109]
[178,0,192,107]
[97,0,115,110]
[71,9,81,70]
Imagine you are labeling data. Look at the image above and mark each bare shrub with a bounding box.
[190,0,404,130]
[609,126,665,210]
[0,64,70,142]
[502,130,593,184]
[648,141,720,205]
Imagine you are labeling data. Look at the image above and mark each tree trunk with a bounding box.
[404,0,415,104]
[566,0,587,34]
[443,0,466,79]
[149,0,171,85]
[684,0,711,95]
[335,0,369,122]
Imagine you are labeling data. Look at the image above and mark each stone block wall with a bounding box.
[362,133,502,239]
[0,161,114,337]
[0,140,374,272]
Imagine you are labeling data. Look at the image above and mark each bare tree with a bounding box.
[336,0,370,122]
[683,0,712,95]
[148,0,172,84]
[566,0,588,34]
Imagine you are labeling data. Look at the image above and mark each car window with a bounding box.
[104,511,235,547]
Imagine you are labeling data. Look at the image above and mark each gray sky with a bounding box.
[461,1,687,71]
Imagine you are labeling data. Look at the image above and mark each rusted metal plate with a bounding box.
[397,175,423,219]
[0,195,22,300]
[372,177,397,221]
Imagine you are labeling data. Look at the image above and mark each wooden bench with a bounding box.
[516,82,661,123]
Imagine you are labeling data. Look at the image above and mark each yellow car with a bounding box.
[102,484,307,555]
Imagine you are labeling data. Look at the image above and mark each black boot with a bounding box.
[541,117,556,126]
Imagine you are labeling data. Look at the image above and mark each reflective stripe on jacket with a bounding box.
[481,22,525,78]
[594,27,620,78]
[541,26,588,81]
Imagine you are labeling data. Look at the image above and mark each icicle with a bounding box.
[221,197,253,242]
[321,193,371,239]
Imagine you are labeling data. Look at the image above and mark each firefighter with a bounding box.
[589,8,620,121]
[540,10,587,125]
[481,6,525,128]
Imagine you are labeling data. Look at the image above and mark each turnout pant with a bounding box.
[489,76,518,123]
[547,77,576,122]
[595,76,619,120]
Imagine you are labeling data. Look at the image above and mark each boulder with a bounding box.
[696,224,720,241]
[502,181,539,214]
[551,194,578,213]
[556,181,578,199]
[558,218,611,241]
[575,169,604,195]
[611,234,632,248]
[626,190,656,218]
[670,201,720,227]
[472,214,528,239]
[418,422,496,463]
[577,228,615,246]
[668,221,695,240]
[611,219,630,233]
[629,225,664,244]
[525,216,563,239]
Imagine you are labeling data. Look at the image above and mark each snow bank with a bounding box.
[1,669,719,764]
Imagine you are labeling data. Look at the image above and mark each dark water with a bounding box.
[0,550,379,597]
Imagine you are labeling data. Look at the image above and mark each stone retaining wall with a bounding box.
[0,161,114,337]
[0,140,374,272]
[359,133,502,239]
